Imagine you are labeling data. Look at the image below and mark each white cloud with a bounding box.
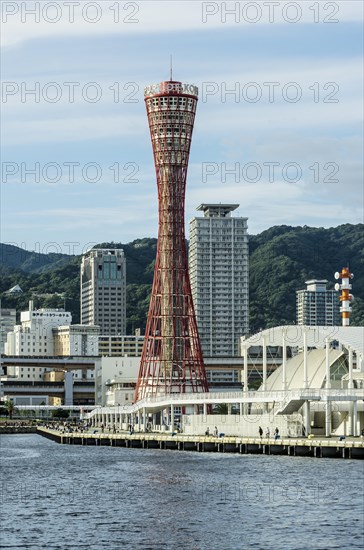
[3,56,361,146]
[185,180,363,234]
[3,114,145,145]
[1,1,362,48]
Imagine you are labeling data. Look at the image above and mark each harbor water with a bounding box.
[1,434,363,550]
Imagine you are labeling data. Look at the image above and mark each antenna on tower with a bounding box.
[170,55,173,81]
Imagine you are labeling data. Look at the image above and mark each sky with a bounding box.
[1,0,363,255]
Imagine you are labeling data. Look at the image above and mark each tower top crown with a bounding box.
[144,81,198,99]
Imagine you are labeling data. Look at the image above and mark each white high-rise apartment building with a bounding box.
[81,249,126,335]
[296,280,340,326]
[189,204,249,357]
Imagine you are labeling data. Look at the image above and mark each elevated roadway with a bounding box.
[0,355,96,369]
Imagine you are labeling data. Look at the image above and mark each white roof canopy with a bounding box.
[241,326,364,357]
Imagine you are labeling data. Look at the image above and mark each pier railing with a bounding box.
[86,388,364,418]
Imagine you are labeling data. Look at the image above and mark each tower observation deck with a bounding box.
[134,80,209,401]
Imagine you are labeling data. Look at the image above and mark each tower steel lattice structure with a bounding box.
[134,80,209,401]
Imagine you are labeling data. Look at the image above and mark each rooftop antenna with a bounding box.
[170,55,173,81]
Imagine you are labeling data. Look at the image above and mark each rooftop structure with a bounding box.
[196,203,239,217]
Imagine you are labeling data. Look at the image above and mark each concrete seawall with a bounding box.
[0,427,38,434]
[37,428,364,459]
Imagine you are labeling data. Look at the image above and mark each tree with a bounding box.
[0,406,9,417]
[4,400,15,419]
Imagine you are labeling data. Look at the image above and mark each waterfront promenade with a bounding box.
[37,427,364,459]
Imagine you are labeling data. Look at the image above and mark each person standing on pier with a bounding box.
[259,426,263,439]
[266,427,270,438]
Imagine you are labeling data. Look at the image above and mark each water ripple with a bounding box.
[0,434,363,550]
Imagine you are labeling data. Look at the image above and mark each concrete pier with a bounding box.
[37,428,364,460]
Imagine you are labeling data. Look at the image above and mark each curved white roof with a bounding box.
[242,326,364,357]
[262,348,345,391]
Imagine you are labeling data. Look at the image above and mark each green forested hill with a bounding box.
[0,243,72,273]
[0,239,158,331]
[249,224,364,330]
[1,225,363,333]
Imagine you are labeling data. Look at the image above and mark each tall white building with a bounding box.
[189,204,249,357]
[81,249,126,335]
[296,279,340,326]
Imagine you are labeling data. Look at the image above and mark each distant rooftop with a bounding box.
[196,204,240,218]
[303,280,330,292]
[83,248,124,257]
[6,285,23,295]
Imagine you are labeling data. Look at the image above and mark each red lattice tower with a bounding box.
[134,80,209,401]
